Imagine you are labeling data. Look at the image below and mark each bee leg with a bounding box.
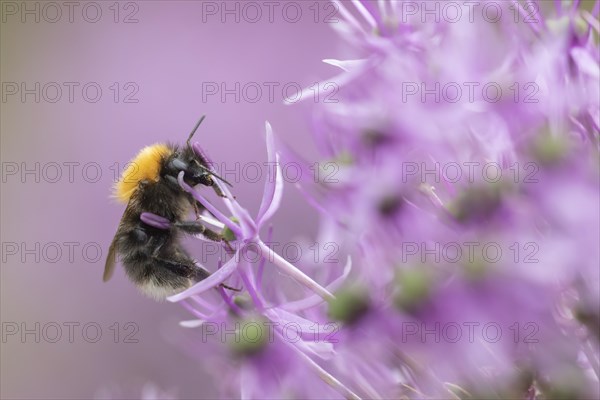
[192,264,210,281]
[132,227,149,242]
[165,175,178,185]
[132,227,167,259]
[221,283,242,292]
[154,256,239,291]
[209,181,228,198]
[206,177,235,199]
[131,228,167,258]
[193,202,201,220]
[175,221,235,253]
[173,221,222,241]
[153,256,196,277]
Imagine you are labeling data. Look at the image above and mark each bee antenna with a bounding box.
[186,115,206,147]
[195,163,234,188]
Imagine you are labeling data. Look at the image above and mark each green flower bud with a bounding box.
[447,183,505,224]
[328,286,370,325]
[394,268,431,312]
[233,293,254,311]
[222,217,240,242]
[462,255,488,281]
[228,316,270,357]
[334,150,354,166]
[531,133,570,166]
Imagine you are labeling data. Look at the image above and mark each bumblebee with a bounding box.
[104,116,231,300]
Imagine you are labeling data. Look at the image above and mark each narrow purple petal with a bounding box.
[180,300,209,320]
[282,256,352,312]
[571,47,600,77]
[190,141,258,237]
[238,266,263,309]
[257,122,284,227]
[230,200,258,239]
[258,241,334,300]
[277,331,361,400]
[256,224,273,291]
[323,58,366,72]
[582,11,600,32]
[217,286,243,314]
[284,58,374,105]
[351,0,376,29]
[267,308,337,345]
[190,294,217,311]
[191,141,215,167]
[179,320,205,328]
[167,255,239,302]
[332,0,365,34]
[179,308,228,327]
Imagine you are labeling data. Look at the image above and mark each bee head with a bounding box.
[162,149,215,189]
[166,115,232,190]
[113,116,231,203]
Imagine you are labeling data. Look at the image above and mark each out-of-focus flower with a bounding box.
[142,1,598,398]
[277,0,599,398]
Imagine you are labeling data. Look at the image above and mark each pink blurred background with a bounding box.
[0,2,345,398]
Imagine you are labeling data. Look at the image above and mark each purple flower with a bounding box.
[278,1,599,398]
[141,2,599,398]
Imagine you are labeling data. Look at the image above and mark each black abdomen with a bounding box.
[114,179,208,299]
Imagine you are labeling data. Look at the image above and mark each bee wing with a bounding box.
[104,197,134,282]
[103,237,118,282]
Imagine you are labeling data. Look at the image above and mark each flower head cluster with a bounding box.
[280,0,598,398]
[149,1,598,398]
